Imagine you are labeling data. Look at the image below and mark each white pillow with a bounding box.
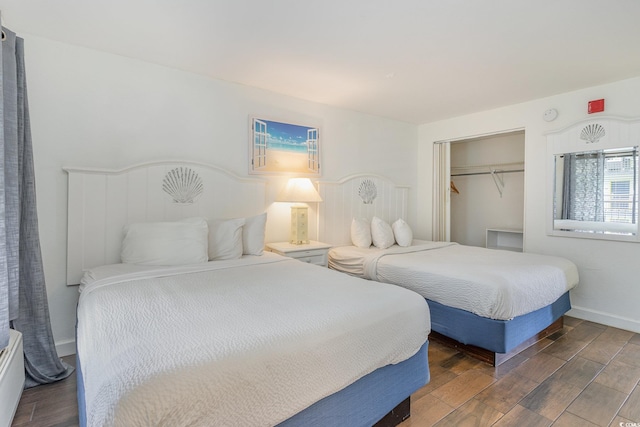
[243,213,267,255]
[208,218,246,260]
[351,218,372,248]
[392,218,413,247]
[371,216,395,249]
[121,217,209,265]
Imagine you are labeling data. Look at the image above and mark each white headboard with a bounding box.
[64,161,266,285]
[317,174,409,246]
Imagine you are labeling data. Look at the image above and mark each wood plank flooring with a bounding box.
[11,356,78,427]
[403,316,640,426]
[11,316,640,427]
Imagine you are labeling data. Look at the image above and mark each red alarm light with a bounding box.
[588,99,605,114]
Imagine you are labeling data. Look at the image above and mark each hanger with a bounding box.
[450,180,460,194]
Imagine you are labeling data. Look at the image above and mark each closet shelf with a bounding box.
[486,228,523,252]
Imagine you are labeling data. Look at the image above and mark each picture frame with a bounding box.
[249,117,320,175]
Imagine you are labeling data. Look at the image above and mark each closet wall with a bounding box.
[450,131,525,248]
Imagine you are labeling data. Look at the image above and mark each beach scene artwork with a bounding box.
[250,117,320,175]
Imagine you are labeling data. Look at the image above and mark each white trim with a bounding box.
[568,305,640,334]
[55,339,77,358]
[434,127,525,145]
[63,160,258,182]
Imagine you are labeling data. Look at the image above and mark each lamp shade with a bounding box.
[276,178,323,203]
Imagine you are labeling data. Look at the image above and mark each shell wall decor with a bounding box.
[162,167,204,203]
[358,179,377,204]
[580,123,606,144]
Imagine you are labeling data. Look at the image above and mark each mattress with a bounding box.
[329,240,579,320]
[77,253,430,426]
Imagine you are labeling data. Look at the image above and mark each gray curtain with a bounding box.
[0,26,20,353]
[561,152,605,221]
[1,25,73,387]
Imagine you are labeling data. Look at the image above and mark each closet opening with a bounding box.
[434,129,525,251]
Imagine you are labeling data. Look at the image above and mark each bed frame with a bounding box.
[427,295,568,366]
[66,161,426,426]
[318,173,569,366]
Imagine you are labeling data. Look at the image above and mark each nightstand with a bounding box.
[266,241,332,267]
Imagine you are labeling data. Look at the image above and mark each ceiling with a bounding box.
[2,0,640,124]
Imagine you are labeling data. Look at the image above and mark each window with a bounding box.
[559,148,638,225]
[604,151,637,224]
[548,117,640,241]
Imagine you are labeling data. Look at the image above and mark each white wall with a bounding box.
[22,34,418,355]
[450,133,524,247]
[418,76,640,333]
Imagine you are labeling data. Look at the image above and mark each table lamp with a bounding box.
[276,178,323,244]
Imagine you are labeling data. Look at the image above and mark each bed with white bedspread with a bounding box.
[329,240,578,321]
[317,174,580,365]
[77,254,430,426]
[67,162,431,427]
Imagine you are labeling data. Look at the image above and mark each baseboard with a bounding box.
[568,306,640,334]
[56,339,76,357]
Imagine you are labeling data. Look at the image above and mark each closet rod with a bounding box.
[451,169,524,177]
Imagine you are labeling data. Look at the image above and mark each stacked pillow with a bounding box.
[209,212,268,259]
[121,212,267,265]
[207,218,246,260]
[371,217,395,249]
[350,216,413,249]
[121,217,209,265]
[351,218,372,248]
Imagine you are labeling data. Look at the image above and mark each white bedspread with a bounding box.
[77,253,430,427]
[329,241,579,320]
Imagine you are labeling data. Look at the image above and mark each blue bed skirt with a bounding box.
[77,355,86,427]
[77,341,430,427]
[428,291,571,354]
[279,341,429,427]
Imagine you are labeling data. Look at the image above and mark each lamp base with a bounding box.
[290,206,310,245]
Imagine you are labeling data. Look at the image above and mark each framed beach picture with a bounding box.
[249,117,320,175]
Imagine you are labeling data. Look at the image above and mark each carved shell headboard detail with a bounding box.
[580,123,606,144]
[162,167,204,204]
[358,179,378,204]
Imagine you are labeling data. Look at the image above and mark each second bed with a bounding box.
[317,174,579,366]
[329,240,579,365]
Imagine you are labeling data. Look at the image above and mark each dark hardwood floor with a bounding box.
[402,316,640,426]
[11,316,640,427]
[11,356,78,427]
